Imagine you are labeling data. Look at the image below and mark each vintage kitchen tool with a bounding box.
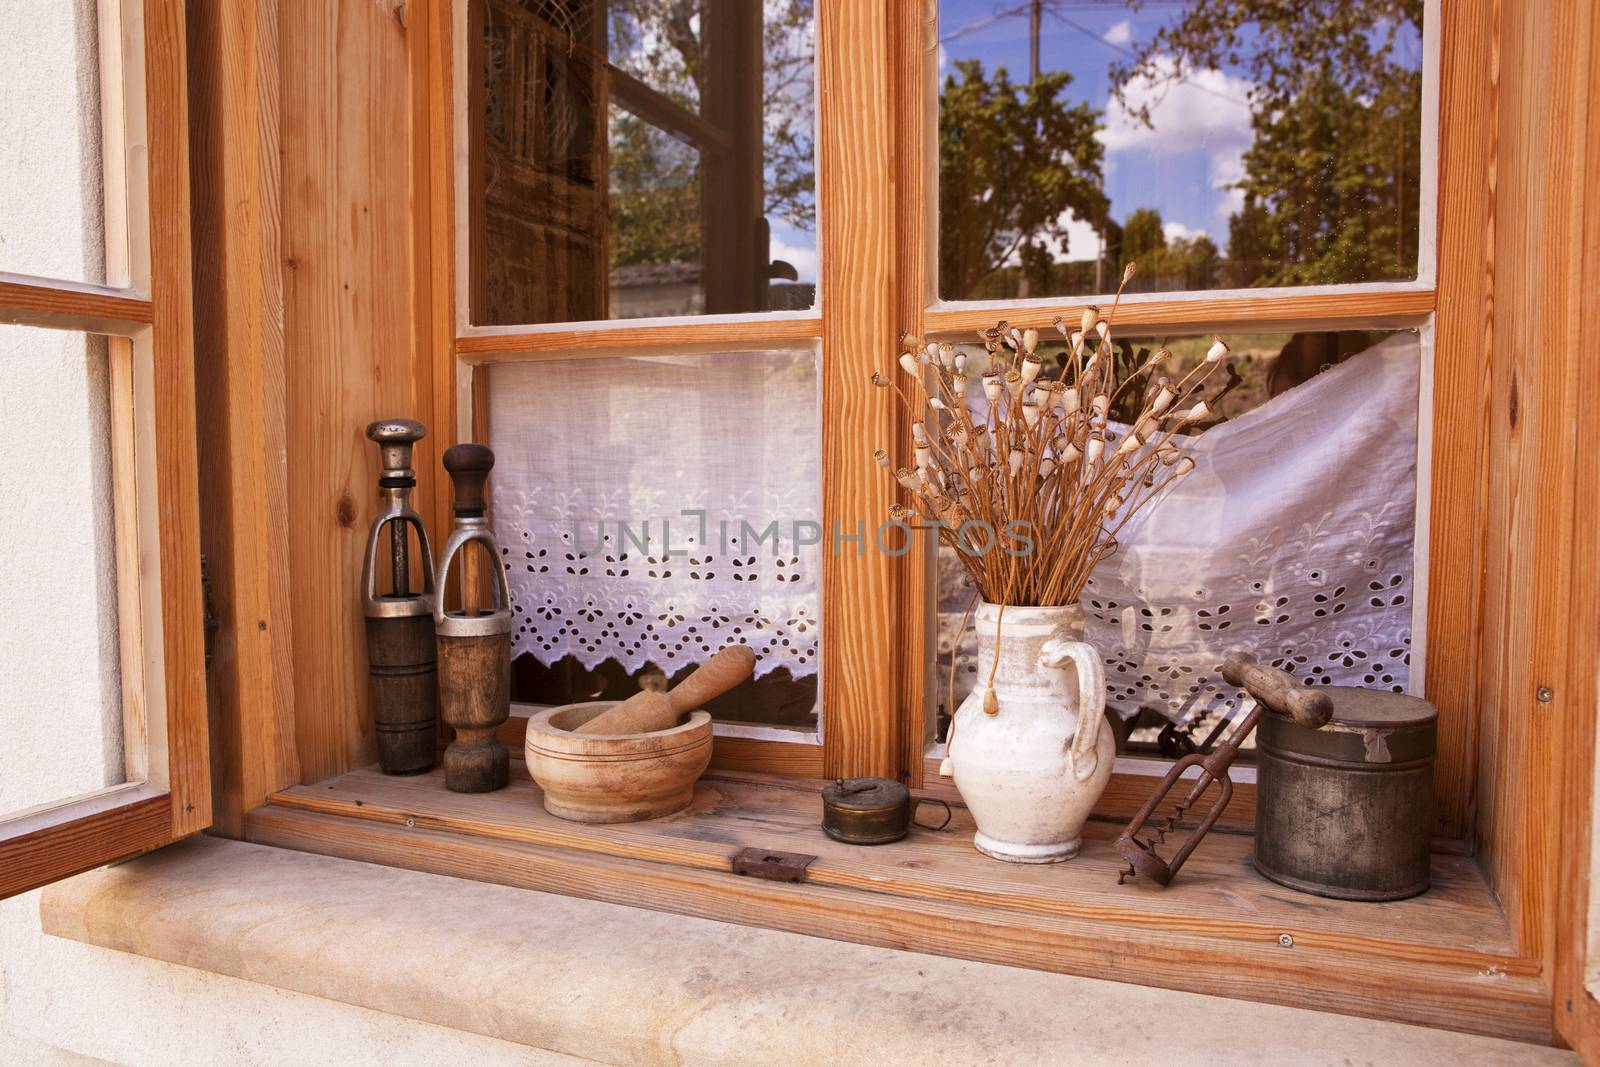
[821,777,952,845]
[1115,653,1332,887]
[434,443,513,793]
[574,645,756,735]
[1254,687,1437,900]
[524,701,713,823]
[361,419,438,776]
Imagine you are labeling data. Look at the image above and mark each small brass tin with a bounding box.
[822,777,950,845]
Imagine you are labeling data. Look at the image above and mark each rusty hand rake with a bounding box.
[1115,653,1333,887]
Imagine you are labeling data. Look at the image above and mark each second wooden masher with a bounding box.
[434,443,513,793]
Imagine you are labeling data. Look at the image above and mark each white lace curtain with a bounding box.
[488,336,1419,720]
[1082,334,1420,722]
[488,349,821,680]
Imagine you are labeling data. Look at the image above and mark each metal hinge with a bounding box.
[730,847,816,883]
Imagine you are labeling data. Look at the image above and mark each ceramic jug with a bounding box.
[947,602,1114,862]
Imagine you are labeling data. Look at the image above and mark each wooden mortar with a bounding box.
[525,703,713,824]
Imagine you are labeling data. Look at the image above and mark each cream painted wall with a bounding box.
[0,5,586,1063]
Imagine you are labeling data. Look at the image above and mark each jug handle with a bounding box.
[1039,634,1107,782]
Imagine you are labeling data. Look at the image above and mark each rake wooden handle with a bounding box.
[575,646,756,735]
[1221,652,1333,728]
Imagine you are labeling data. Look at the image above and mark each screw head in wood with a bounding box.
[1277,933,1294,948]
[1536,686,1555,704]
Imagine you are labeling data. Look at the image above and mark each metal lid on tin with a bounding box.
[822,776,908,812]
[1259,687,1437,767]
[1321,687,1437,728]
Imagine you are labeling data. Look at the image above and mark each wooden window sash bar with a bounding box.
[456,312,821,358]
[0,783,172,899]
[924,286,1437,338]
[0,273,154,333]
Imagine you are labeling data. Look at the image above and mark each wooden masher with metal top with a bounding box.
[361,419,438,775]
[434,443,514,793]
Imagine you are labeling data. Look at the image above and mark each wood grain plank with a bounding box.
[456,315,821,359]
[146,0,212,834]
[924,287,1436,339]
[186,0,301,838]
[0,274,153,331]
[892,0,934,785]
[1552,0,1600,1054]
[271,766,1520,965]
[819,0,899,778]
[281,0,418,782]
[1474,0,1587,981]
[246,793,1549,1043]
[0,788,171,899]
[1425,0,1497,846]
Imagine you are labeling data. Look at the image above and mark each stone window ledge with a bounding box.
[40,836,1572,1066]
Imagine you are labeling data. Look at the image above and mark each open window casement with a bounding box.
[0,0,209,899]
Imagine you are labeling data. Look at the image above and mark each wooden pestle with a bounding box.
[1220,652,1333,728]
[576,646,756,735]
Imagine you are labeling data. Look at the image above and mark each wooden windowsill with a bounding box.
[244,764,1552,1044]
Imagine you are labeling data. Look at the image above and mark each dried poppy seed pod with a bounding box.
[872,448,890,469]
[1090,393,1110,418]
[1158,446,1182,466]
[1122,262,1137,286]
[1080,306,1098,335]
[1022,328,1039,355]
[1051,314,1068,338]
[1205,337,1229,363]
[1069,329,1084,352]
[894,467,921,492]
[983,688,999,715]
[898,352,920,377]
[870,371,890,388]
[1116,433,1142,456]
[1039,456,1056,478]
[1021,399,1041,429]
[1096,320,1111,343]
[915,445,932,472]
[952,373,968,394]
[928,397,948,412]
[1062,389,1081,416]
[981,374,1002,402]
[1057,440,1082,463]
[1150,381,1175,414]
[1152,345,1172,365]
[945,424,969,449]
[1182,401,1212,422]
[1004,370,1023,400]
[1020,354,1042,386]
[910,421,930,446]
[1134,416,1159,440]
[1085,437,1105,465]
[1175,456,1197,475]
[1008,448,1025,476]
[954,352,967,373]
[938,342,956,369]
[924,341,940,363]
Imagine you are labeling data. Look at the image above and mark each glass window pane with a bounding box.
[471,0,817,326]
[936,1,1424,300]
[932,329,1419,761]
[0,0,108,285]
[489,349,820,732]
[0,326,126,820]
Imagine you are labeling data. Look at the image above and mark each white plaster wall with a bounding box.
[0,5,594,1063]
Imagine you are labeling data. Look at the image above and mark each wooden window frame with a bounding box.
[435,0,1488,803]
[0,0,209,899]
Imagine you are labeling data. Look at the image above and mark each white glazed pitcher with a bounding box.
[947,602,1114,863]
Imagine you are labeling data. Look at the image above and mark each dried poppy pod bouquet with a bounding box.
[873,264,1233,610]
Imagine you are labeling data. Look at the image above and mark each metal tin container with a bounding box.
[1254,687,1436,901]
[821,777,950,845]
